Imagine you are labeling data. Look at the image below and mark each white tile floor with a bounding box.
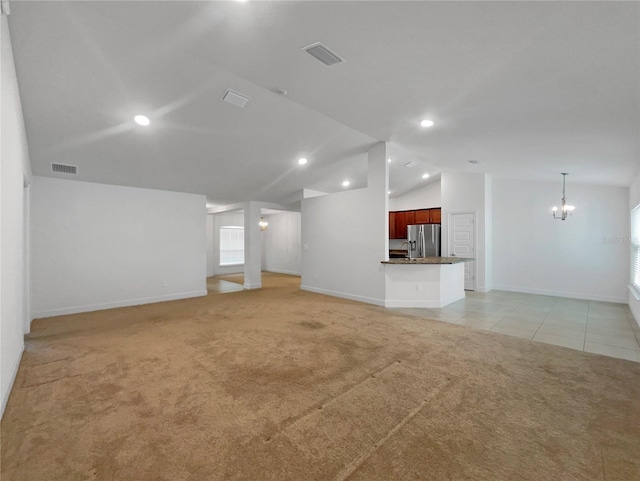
[397,290,640,363]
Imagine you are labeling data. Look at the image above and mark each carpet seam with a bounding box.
[330,379,450,481]
[271,359,403,436]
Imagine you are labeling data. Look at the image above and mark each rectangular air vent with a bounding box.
[302,42,345,66]
[222,90,250,108]
[51,163,77,174]
[404,160,418,168]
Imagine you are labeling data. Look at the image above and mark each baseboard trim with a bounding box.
[1,344,24,420]
[243,283,262,290]
[385,291,465,308]
[492,284,627,304]
[32,289,208,319]
[300,285,385,307]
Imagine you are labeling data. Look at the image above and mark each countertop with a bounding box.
[382,257,473,265]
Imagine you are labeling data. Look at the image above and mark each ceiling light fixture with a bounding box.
[422,173,430,179]
[342,180,350,187]
[134,115,150,126]
[552,173,575,221]
[388,158,391,163]
[420,119,435,128]
[259,216,268,231]
[272,88,288,96]
[298,157,308,165]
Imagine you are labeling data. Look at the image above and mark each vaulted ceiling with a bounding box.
[8,0,640,206]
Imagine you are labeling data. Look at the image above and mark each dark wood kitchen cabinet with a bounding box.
[394,211,407,239]
[389,212,397,239]
[389,207,441,239]
[414,209,430,224]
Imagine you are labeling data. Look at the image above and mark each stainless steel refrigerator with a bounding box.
[407,224,441,258]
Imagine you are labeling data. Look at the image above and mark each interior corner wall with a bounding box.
[31,177,207,317]
[628,166,640,327]
[440,172,489,291]
[301,142,388,305]
[210,211,244,276]
[493,178,629,303]
[206,215,215,277]
[389,180,441,211]
[262,212,301,276]
[1,15,33,418]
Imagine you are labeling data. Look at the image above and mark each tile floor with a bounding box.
[398,290,640,363]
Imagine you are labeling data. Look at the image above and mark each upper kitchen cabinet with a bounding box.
[389,207,442,239]
[395,211,407,239]
[415,209,430,224]
[389,212,397,239]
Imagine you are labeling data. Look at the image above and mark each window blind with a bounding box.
[631,206,640,291]
[220,226,244,266]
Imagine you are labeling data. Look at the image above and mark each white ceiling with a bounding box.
[8,0,640,206]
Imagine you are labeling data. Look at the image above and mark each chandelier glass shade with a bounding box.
[552,173,575,221]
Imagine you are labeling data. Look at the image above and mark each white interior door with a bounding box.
[450,212,475,291]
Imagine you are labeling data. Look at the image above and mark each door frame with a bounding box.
[23,177,31,333]
[448,210,477,291]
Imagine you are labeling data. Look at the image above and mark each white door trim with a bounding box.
[448,210,477,291]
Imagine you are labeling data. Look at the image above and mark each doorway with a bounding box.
[449,212,475,291]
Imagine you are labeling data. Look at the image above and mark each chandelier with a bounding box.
[552,173,575,221]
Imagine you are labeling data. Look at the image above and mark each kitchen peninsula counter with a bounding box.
[382,256,471,265]
[383,257,472,308]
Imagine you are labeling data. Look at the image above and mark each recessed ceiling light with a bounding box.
[420,119,435,128]
[134,115,150,126]
[388,190,391,194]
[342,180,350,187]
[272,88,288,96]
[422,173,430,179]
[388,158,391,163]
[298,157,308,165]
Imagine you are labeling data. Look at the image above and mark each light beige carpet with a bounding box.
[2,273,639,480]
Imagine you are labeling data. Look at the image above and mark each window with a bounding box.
[220,226,244,266]
[632,206,640,292]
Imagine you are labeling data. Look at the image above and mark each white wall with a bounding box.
[441,172,490,291]
[493,178,629,303]
[301,142,388,305]
[389,180,441,211]
[262,211,301,276]
[484,175,493,290]
[31,177,207,317]
[209,211,244,276]
[1,15,33,418]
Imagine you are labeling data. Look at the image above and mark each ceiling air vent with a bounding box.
[51,163,77,174]
[404,160,418,168]
[302,42,345,66]
[222,90,250,108]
